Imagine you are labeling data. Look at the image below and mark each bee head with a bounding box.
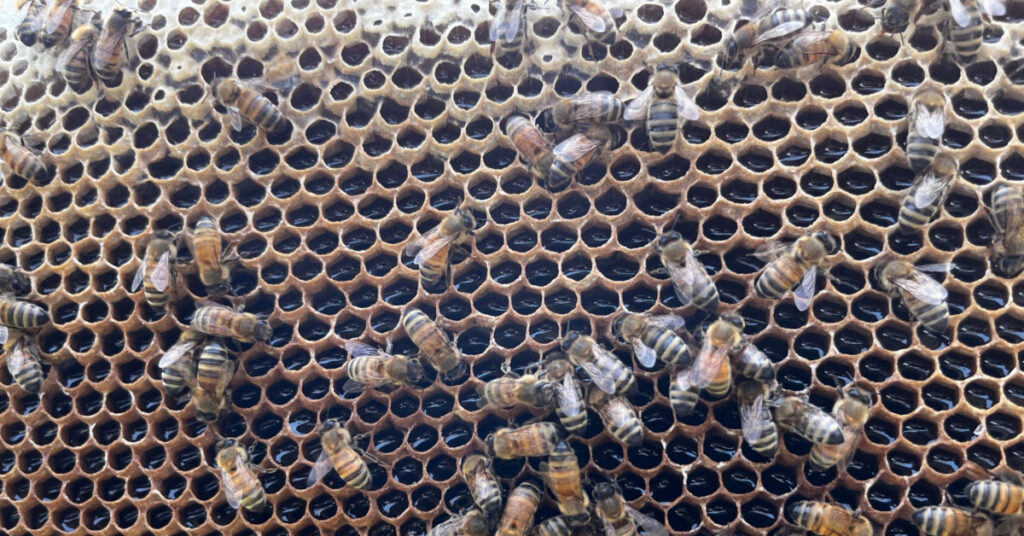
[483,433,497,457]
[811,231,839,253]
[610,313,627,340]
[994,254,1024,278]
[405,358,425,383]
[653,231,682,254]
[211,78,239,101]
[591,481,619,500]
[721,312,745,330]
[214,438,237,451]
[254,320,272,342]
[845,385,874,407]
[457,208,477,231]
[560,332,581,352]
[153,229,174,241]
[880,6,909,35]
[8,270,29,296]
[535,380,557,406]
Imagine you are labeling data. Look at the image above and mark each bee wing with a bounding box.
[43,0,74,34]
[894,270,948,305]
[980,0,1006,16]
[158,339,200,368]
[131,262,146,292]
[306,450,333,486]
[6,345,25,376]
[553,134,604,163]
[503,0,524,41]
[837,430,862,471]
[341,379,366,396]
[913,103,946,139]
[666,263,694,306]
[749,20,809,45]
[690,338,729,388]
[345,341,384,359]
[571,92,617,121]
[556,372,583,416]
[740,391,765,443]
[948,0,972,26]
[631,339,658,368]
[226,106,244,131]
[752,240,792,261]
[749,0,788,20]
[792,265,817,312]
[149,250,171,292]
[429,514,466,536]
[0,326,8,344]
[647,314,687,332]
[56,36,90,75]
[569,4,608,32]
[623,86,654,121]
[580,349,622,395]
[673,84,700,121]
[626,506,671,536]
[915,262,950,273]
[912,169,952,209]
[219,467,243,510]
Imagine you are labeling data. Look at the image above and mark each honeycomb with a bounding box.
[0,0,1023,533]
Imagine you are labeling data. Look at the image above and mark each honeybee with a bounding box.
[737,380,778,457]
[211,77,288,134]
[341,341,423,395]
[899,155,957,234]
[0,297,49,330]
[561,331,635,396]
[652,231,719,311]
[533,515,573,536]
[669,368,700,418]
[731,343,775,382]
[92,9,140,86]
[592,482,670,536]
[947,0,1006,65]
[428,508,492,536]
[307,419,373,490]
[789,501,872,536]
[158,328,206,397]
[461,454,503,519]
[690,313,744,398]
[912,506,993,536]
[718,0,813,70]
[405,207,477,291]
[545,124,621,192]
[611,312,691,369]
[494,14,527,57]
[774,29,859,68]
[486,422,561,459]
[17,0,47,46]
[562,0,621,44]
[587,387,643,447]
[131,230,177,313]
[543,353,588,434]
[903,88,947,173]
[2,329,44,393]
[772,396,844,445]
[480,371,555,408]
[401,306,464,379]
[539,92,625,132]
[753,231,839,311]
[808,385,872,471]
[0,265,30,296]
[490,0,525,43]
[623,66,700,154]
[875,260,949,333]
[0,132,50,186]
[191,302,272,344]
[968,474,1024,515]
[506,114,554,182]
[214,438,269,513]
[39,0,78,47]
[988,183,1024,277]
[192,216,235,296]
[192,341,234,423]
[57,23,99,92]
[497,481,542,536]
[541,441,589,525]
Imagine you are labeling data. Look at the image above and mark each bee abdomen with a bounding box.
[0,301,49,329]
[240,484,268,512]
[755,258,801,299]
[906,294,949,332]
[15,361,43,393]
[670,383,699,417]
[692,281,720,311]
[898,194,940,233]
[641,326,691,367]
[556,408,587,433]
[912,507,971,536]
[335,448,371,489]
[968,481,1024,514]
[545,160,575,192]
[807,442,841,470]
[611,419,643,446]
[906,135,940,172]
[647,102,678,153]
[749,422,778,456]
[805,415,844,444]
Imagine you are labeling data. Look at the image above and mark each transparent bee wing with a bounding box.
[306,450,333,486]
[214,361,234,396]
[43,0,74,35]
[646,314,687,332]
[131,262,146,292]
[740,392,765,443]
[150,250,171,292]
[980,0,1006,16]
[569,4,608,32]
[673,84,700,121]
[489,3,506,42]
[665,262,694,306]
[56,35,90,75]
[749,0,789,20]
[894,270,948,305]
[752,240,792,261]
[504,0,524,41]
[631,339,658,368]
[623,86,654,121]
[227,106,244,131]
[673,368,693,391]
[345,341,384,358]
[609,5,623,17]
[626,505,671,536]
[219,468,243,509]
[0,326,8,344]
[572,92,616,121]
[602,518,618,536]
[690,338,729,388]
[750,20,808,45]
[608,398,637,428]
[553,134,604,163]
[837,430,861,471]
[913,169,952,209]
[6,345,25,376]
[913,105,946,139]
[915,263,950,273]
[948,0,972,27]
[579,356,619,395]
[557,372,582,416]
[792,265,817,311]
[429,514,465,536]
[158,339,200,368]
[341,378,367,396]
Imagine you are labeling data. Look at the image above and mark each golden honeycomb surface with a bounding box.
[0,0,1023,534]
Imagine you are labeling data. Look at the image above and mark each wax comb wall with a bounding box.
[0,0,1023,534]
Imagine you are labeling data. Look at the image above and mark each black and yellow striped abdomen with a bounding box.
[640,324,692,367]
[755,256,804,298]
[647,100,678,154]
[0,300,48,329]
[902,289,948,333]
[968,480,1024,515]
[906,133,940,173]
[332,446,371,489]
[236,90,285,132]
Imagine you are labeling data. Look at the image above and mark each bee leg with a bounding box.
[222,242,240,264]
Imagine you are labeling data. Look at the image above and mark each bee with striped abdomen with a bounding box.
[543,353,587,434]
[905,87,946,173]
[539,92,625,132]
[899,155,957,234]
[131,230,177,313]
[401,306,464,379]
[623,65,700,154]
[341,341,423,395]
[718,0,813,70]
[0,132,50,186]
[506,114,554,183]
[737,380,778,457]
[0,296,49,330]
[731,342,775,383]
[545,124,621,192]
[754,231,839,311]
[214,438,270,513]
[192,340,234,423]
[808,385,872,471]
[212,77,290,134]
[587,387,643,446]
[494,13,527,58]
[875,260,949,333]
[496,481,541,536]
[988,182,1024,277]
[486,422,560,459]
[561,0,621,45]
[192,216,235,296]
[912,506,993,536]
[561,331,635,395]
[17,0,47,46]
[191,302,272,344]
[652,231,719,311]
[690,312,744,398]
[946,0,1005,65]
[541,441,589,525]
[92,8,140,86]
[670,367,701,418]
[428,508,492,536]
[2,329,45,393]
[772,395,844,445]
[611,312,692,369]
[39,0,79,47]
[405,207,477,292]
[774,29,859,68]
[789,501,873,536]
[461,454,503,519]
[158,328,206,398]
[307,419,373,490]
[0,265,30,296]
[57,23,99,92]
[479,370,555,409]
[967,471,1024,516]
[533,515,573,536]
[592,482,670,536]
